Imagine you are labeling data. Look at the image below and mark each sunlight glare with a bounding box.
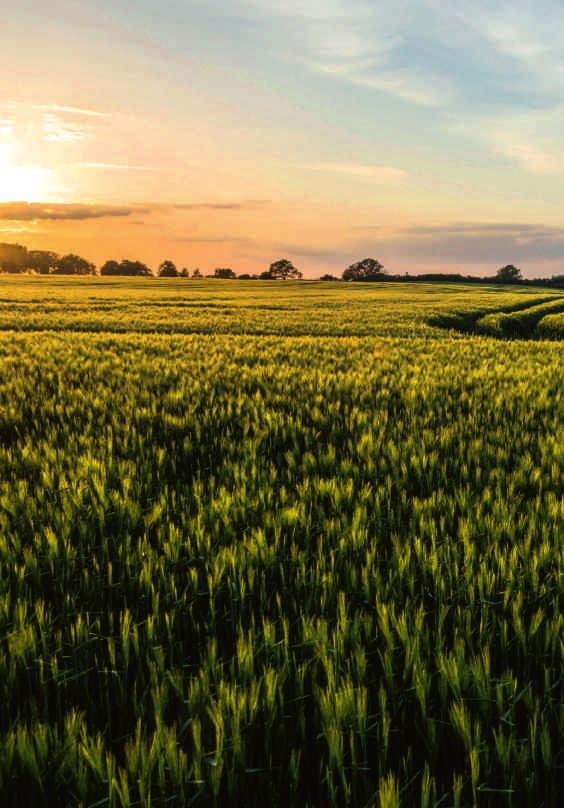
[0,163,52,202]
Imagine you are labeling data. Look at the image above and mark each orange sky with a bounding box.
[2,1,564,277]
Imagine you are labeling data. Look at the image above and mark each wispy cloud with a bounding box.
[448,107,564,174]
[174,200,271,210]
[0,118,13,137]
[360,220,564,263]
[0,225,41,234]
[0,203,147,221]
[41,113,95,143]
[39,103,110,143]
[36,104,110,118]
[305,162,407,182]
[243,0,455,105]
[75,162,155,171]
[406,222,563,236]
[170,234,258,249]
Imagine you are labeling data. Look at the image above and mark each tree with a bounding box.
[101,259,152,276]
[0,243,28,273]
[122,260,153,276]
[495,264,522,283]
[27,250,59,274]
[319,273,339,281]
[343,258,386,282]
[192,268,202,278]
[179,267,191,278]
[264,259,302,280]
[100,260,121,276]
[238,273,256,280]
[158,260,179,277]
[53,254,96,275]
[213,267,236,279]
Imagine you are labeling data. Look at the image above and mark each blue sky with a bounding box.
[1,0,564,275]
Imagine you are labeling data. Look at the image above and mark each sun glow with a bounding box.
[0,163,52,203]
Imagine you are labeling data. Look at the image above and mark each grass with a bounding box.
[0,277,562,806]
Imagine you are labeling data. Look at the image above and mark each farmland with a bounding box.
[0,277,562,807]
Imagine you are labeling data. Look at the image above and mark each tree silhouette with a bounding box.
[158,260,179,277]
[52,254,96,275]
[27,250,59,274]
[192,268,202,278]
[101,260,152,276]
[343,258,386,282]
[319,273,339,281]
[264,259,302,280]
[0,243,28,273]
[495,264,522,283]
[100,260,120,276]
[214,267,237,279]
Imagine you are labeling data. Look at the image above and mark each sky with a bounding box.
[2,0,564,277]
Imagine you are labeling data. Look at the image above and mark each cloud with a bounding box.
[41,113,95,143]
[243,0,455,105]
[0,226,41,234]
[0,203,146,221]
[363,221,564,263]
[306,162,407,181]
[277,220,564,267]
[173,200,270,210]
[309,60,453,107]
[447,108,564,174]
[447,2,564,79]
[269,242,345,259]
[171,234,258,246]
[0,118,13,137]
[36,104,110,118]
[39,104,110,143]
[75,162,156,171]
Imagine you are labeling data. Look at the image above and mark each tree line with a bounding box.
[1,243,563,286]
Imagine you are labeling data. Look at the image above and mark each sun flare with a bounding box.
[0,163,52,203]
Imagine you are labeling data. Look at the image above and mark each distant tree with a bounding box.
[53,254,96,275]
[0,243,28,273]
[179,267,191,278]
[101,259,152,276]
[27,250,59,274]
[100,260,121,276]
[192,268,202,278]
[264,259,302,280]
[495,264,522,283]
[343,258,386,282]
[121,260,153,276]
[213,267,236,279]
[319,273,339,281]
[238,273,257,280]
[158,260,179,277]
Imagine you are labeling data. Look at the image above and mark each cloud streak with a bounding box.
[363,221,564,264]
[0,203,147,221]
[306,162,407,181]
[42,113,95,143]
[75,162,156,172]
[244,0,455,105]
[36,104,110,118]
[173,200,271,211]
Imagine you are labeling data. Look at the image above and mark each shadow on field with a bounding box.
[429,295,564,340]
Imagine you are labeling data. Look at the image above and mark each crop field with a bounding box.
[0,277,562,807]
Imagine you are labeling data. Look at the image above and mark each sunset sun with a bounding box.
[0,162,51,203]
